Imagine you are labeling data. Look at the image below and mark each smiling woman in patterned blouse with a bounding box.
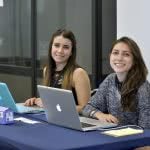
[82,36,150,129]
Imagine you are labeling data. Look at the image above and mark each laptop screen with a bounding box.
[0,82,18,112]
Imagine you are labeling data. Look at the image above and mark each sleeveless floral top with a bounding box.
[50,70,78,105]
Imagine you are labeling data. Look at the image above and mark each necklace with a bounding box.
[52,70,63,87]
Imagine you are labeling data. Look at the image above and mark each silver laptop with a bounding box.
[0,82,44,113]
[38,85,117,131]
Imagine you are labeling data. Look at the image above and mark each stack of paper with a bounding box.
[14,117,41,124]
[102,127,143,137]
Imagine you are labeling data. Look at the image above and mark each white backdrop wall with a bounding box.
[117,0,150,81]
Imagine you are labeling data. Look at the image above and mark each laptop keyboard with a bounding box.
[16,104,44,113]
[81,122,96,128]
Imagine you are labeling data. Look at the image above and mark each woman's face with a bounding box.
[110,42,133,74]
[51,35,72,66]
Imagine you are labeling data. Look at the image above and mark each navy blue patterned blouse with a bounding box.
[82,73,150,129]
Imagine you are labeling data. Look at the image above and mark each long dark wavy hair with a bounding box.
[43,29,79,89]
[110,37,148,111]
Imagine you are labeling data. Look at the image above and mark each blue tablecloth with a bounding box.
[0,113,150,150]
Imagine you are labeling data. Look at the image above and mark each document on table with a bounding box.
[102,127,144,137]
[14,117,41,124]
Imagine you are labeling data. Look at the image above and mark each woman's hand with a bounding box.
[24,97,43,107]
[94,111,119,124]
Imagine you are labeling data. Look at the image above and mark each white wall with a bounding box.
[117,0,150,81]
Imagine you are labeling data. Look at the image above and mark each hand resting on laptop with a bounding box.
[24,97,43,108]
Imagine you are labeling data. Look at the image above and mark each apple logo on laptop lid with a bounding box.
[56,104,62,112]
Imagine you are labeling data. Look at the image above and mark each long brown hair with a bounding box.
[43,29,79,89]
[110,37,148,111]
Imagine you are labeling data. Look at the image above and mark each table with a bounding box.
[0,113,150,150]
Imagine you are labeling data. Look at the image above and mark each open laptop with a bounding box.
[0,82,44,113]
[38,85,117,131]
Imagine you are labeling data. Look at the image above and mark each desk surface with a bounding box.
[0,113,150,150]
